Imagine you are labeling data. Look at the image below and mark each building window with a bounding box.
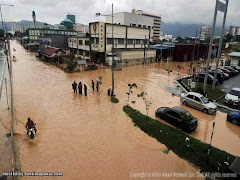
[132,24,136,27]
[79,40,83,45]
[136,39,141,44]
[85,51,90,57]
[138,24,141,28]
[107,38,113,44]
[96,38,99,44]
[79,50,83,55]
[118,39,124,44]
[91,38,94,43]
[148,26,151,29]
[85,40,89,45]
[127,39,133,44]
[143,25,146,28]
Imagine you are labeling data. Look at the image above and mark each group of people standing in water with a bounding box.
[72,80,100,96]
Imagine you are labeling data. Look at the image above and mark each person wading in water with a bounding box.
[72,81,77,93]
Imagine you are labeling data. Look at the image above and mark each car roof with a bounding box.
[186,92,203,98]
[232,87,240,91]
[171,106,189,114]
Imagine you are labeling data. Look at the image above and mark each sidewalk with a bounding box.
[0,50,13,179]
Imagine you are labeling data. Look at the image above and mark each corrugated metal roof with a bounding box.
[229,52,240,57]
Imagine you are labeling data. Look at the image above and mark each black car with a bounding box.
[224,66,239,75]
[230,65,240,72]
[208,70,224,83]
[155,106,198,132]
[197,73,219,85]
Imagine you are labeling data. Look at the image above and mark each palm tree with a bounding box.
[137,92,152,116]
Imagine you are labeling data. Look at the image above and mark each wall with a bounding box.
[117,49,156,61]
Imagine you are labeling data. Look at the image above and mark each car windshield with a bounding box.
[201,96,209,104]
[229,90,240,97]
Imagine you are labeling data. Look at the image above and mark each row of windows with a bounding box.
[130,23,151,29]
[69,39,89,46]
[72,49,90,57]
[142,14,161,19]
[106,38,148,45]
[29,30,77,36]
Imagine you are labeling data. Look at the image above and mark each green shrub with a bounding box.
[111,96,119,103]
[66,61,77,72]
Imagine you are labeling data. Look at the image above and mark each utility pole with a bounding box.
[144,35,146,65]
[111,3,115,97]
[212,0,229,90]
[203,0,218,95]
[197,23,202,60]
[206,122,216,164]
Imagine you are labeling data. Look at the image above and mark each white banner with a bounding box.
[217,1,227,13]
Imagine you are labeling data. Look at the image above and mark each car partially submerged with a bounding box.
[227,111,240,126]
[155,106,198,132]
[180,92,217,115]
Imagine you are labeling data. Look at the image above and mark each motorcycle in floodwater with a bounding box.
[26,124,37,140]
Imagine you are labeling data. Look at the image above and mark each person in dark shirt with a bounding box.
[72,81,77,93]
[25,117,37,133]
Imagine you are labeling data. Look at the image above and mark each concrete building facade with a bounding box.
[68,21,155,64]
[106,12,154,41]
[27,28,77,41]
[229,26,240,36]
[200,25,212,41]
[134,9,161,41]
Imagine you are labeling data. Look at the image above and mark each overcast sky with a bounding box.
[3,0,240,27]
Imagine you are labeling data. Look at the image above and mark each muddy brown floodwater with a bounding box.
[10,40,240,180]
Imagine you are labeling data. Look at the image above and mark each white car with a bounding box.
[224,88,240,106]
[180,92,217,115]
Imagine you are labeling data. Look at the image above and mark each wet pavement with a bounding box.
[0,51,13,177]
[219,74,240,93]
[9,40,240,179]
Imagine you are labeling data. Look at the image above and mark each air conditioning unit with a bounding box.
[191,82,196,89]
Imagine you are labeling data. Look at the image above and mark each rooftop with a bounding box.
[229,52,240,57]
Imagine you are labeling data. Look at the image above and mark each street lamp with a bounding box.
[0,3,14,36]
[96,3,115,97]
[206,122,216,164]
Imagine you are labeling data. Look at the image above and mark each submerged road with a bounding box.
[10,40,240,179]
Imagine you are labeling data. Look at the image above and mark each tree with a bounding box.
[66,61,77,72]
[231,42,240,52]
[124,59,129,67]
[176,36,185,43]
[0,29,4,37]
[126,83,137,105]
[165,68,173,87]
[137,92,152,116]
[176,65,184,77]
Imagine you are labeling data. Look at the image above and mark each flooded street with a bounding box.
[10,40,240,179]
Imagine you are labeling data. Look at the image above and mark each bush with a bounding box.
[111,96,119,103]
[66,61,77,72]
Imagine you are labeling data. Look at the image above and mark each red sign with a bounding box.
[93,24,97,32]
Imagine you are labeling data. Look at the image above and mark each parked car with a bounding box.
[217,69,229,80]
[224,66,239,75]
[155,106,198,132]
[197,73,219,85]
[208,70,224,83]
[180,92,217,115]
[224,87,240,106]
[227,111,240,126]
[219,68,234,77]
[230,65,240,72]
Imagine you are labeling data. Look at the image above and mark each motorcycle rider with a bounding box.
[25,117,37,133]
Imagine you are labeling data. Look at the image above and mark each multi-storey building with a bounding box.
[229,26,240,36]
[27,28,77,41]
[11,22,26,33]
[68,21,156,64]
[106,9,161,42]
[134,9,161,41]
[106,11,154,41]
[200,25,212,41]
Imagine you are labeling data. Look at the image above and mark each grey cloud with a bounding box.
[5,0,240,27]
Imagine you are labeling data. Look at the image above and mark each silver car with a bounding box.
[180,92,217,115]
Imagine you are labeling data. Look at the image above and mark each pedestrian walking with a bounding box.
[96,80,99,93]
[72,81,77,93]
[84,84,87,96]
[92,80,95,91]
[78,82,82,94]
